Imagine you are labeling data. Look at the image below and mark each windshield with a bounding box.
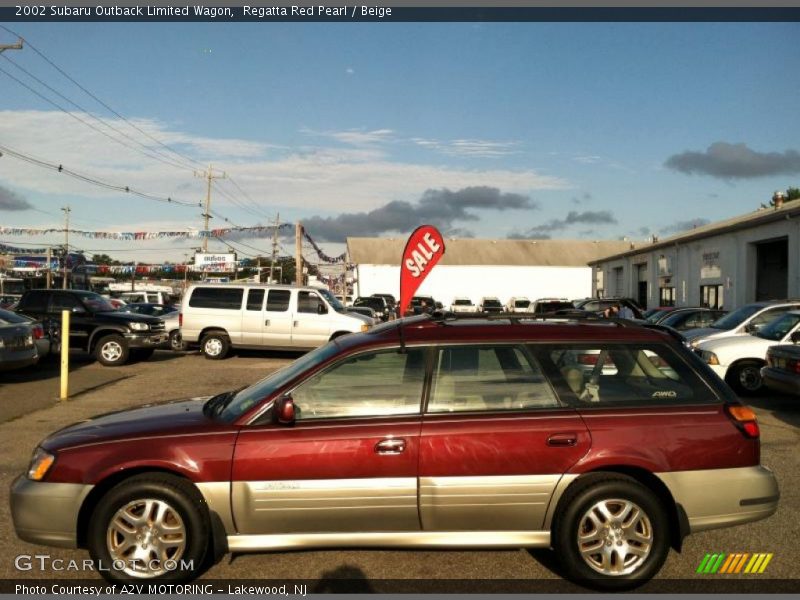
[710,304,763,330]
[317,288,345,313]
[756,312,800,341]
[514,300,531,308]
[484,299,502,307]
[80,292,118,312]
[454,299,472,306]
[217,343,340,422]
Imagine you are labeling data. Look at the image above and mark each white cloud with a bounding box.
[412,137,519,158]
[302,127,395,146]
[0,110,569,217]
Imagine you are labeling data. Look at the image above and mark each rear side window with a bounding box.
[246,289,265,311]
[266,290,290,312]
[51,293,80,312]
[428,345,560,413]
[545,343,717,407]
[19,291,49,312]
[188,287,244,310]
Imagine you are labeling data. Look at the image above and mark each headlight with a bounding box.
[701,350,720,365]
[27,447,55,481]
[129,322,150,331]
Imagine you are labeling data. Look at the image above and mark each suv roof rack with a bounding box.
[424,309,644,327]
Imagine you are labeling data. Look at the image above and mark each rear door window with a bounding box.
[427,345,560,413]
[188,287,244,309]
[266,289,291,312]
[545,343,718,407]
[246,289,265,311]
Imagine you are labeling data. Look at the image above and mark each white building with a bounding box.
[346,237,633,307]
[589,196,800,311]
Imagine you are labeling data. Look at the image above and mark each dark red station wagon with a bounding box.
[11,314,778,589]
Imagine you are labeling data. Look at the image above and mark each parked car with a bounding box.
[0,313,38,372]
[371,293,397,312]
[530,298,575,316]
[506,297,532,313]
[684,300,800,346]
[118,303,184,351]
[0,307,58,360]
[761,341,800,396]
[573,297,644,319]
[656,308,727,331]
[181,283,371,359]
[15,289,166,366]
[406,295,437,316]
[696,310,800,395]
[449,297,476,313]
[642,307,674,321]
[11,314,778,589]
[345,305,377,323]
[478,296,504,313]
[353,296,389,321]
[335,294,353,306]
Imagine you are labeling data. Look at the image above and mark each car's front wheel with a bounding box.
[169,330,186,352]
[553,474,670,590]
[95,335,130,367]
[87,473,209,583]
[201,333,229,360]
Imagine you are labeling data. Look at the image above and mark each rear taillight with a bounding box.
[32,324,44,340]
[791,359,800,375]
[725,404,760,439]
[179,313,183,327]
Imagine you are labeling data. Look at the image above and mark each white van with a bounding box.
[119,291,172,305]
[181,283,371,359]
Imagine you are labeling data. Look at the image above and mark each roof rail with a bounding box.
[423,309,640,327]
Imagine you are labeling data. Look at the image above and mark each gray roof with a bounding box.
[346,238,635,267]
[589,198,800,265]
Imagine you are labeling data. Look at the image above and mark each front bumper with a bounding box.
[657,466,779,533]
[10,475,93,548]
[761,366,800,396]
[125,332,168,348]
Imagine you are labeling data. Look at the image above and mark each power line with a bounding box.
[1,54,197,172]
[0,143,201,208]
[0,62,196,172]
[0,24,205,172]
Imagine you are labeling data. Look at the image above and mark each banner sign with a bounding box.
[399,225,445,317]
[195,253,236,272]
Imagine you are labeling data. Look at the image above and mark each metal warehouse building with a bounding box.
[589,197,800,311]
[346,237,632,308]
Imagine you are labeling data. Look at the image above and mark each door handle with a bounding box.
[293,320,299,327]
[547,433,578,447]
[265,319,270,326]
[375,439,406,455]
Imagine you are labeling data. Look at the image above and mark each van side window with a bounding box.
[188,287,244,310]
[298,291,323,314]
[266,290,290,312]
[246,289,265,311]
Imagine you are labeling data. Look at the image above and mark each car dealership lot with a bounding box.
[0,350,797,590]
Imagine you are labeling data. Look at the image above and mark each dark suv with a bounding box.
[574,297,644,319]
[15,289,167,366]
[353,296,389,321]
[10,313,778,589]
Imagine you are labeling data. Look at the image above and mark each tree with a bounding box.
[91,253,117,265]
[786,187,800,201]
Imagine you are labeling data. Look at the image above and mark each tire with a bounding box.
[87,473,209,583]
[95,334,130,367]
[726,361,764,396]
[201,333,229,360]
[552,474,670,591]
[169,330,186,352]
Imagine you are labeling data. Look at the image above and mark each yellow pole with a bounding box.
[60,310,70,400]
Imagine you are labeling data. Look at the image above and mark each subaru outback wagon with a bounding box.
[11,314,778,589]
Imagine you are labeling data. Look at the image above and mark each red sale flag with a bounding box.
[398,225,446,317]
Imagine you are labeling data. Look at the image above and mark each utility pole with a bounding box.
[342,252,348,297]
[194,164,226,252]
[295,221,303,286]
[0,39,23,55]
[61,206,70,289]
[269,213,280,284]
[46,246,52,289]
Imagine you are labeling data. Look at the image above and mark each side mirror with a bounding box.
[791,331,800,344]
[744,322,757,334]
[275,396,296,425]
[317,303,328,315]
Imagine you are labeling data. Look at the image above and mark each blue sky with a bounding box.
[1,22,799,264]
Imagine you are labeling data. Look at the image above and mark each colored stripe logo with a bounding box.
[696,553,773,574]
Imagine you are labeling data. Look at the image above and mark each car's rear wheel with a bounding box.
[169,330,186,352]
[87,473,208,583]
[726,361,764,396]
[201,333,229,360]
[95,335,130,367]
[553,474,669,590]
